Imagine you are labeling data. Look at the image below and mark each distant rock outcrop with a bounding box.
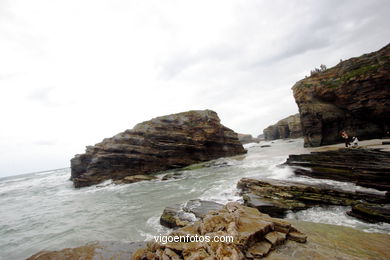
[237,133,260,144]
[263,114,302,140]
[70,110,246,188]
[293,43,390,147]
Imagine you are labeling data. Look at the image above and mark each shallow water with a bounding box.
[0,139,389,259]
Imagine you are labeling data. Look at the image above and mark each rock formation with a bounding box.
[263,114,302,140]
[238,178,389,223]
[27,241,146,260]
[134,202,307,259]
[266,220,390,260]
[26,220,390,260]
[160,199,224,228]
[285,148,390,193]
[292,43,390,147]
[70,110,246,188]
[237,133,260,144]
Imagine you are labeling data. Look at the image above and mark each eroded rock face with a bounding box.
[237,178,389,223]
[70,110,246,187]
[263,114,302,141]
[134,202,306,259]
[237,133,260,144]
[292,43,390,147]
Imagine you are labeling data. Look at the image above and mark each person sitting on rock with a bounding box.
[340,130,350,147]
[352,136,359,147]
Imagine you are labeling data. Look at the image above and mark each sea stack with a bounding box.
[293,43,390,147]
[263,113,302,141]
[70,110,246,187]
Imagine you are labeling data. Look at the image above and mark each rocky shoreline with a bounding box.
[27,43,390,259]
[27,202,390,259]
[26,143,390,259]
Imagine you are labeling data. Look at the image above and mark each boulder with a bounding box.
[160,199,224,228]
[134,202,306,259]
[292,43,390,147]
[237,178,389,222]
[70,110,246,187]
[263,114,302,141]
[160,204,193,229]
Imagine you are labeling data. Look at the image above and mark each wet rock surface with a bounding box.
[27,220,390,260]
[267,220,390,260]
[237,178,389,223]
[113,174,157,184]
[285,148,390,192]
[160,199,224,228]
[27,241,146,260]
[70,110,246,188]
[135,202,307,259]
[347,203,390,223]
[292,43,390,147]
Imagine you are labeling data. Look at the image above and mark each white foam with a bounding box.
[286,206,390,234]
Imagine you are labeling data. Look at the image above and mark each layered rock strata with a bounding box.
[70,110,246,187]
[292,43,390,147]
[263,114,302,140]
[238,178,389,223]
[134,202,306,259]
[285,148,390,193]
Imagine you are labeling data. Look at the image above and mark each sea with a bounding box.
[1,138,389,259]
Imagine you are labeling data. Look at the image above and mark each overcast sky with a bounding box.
[1,0,389,177]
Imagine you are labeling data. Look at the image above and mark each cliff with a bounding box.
[293,43,390,147]
[263,114,302,140]
[237,133,261,144]
[70,110,246,187]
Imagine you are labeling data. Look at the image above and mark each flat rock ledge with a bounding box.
[27,241,146,260]
[285,148,390,193]
[238,178,389,223]
[134,202,306,259]
[70,110,246,188]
